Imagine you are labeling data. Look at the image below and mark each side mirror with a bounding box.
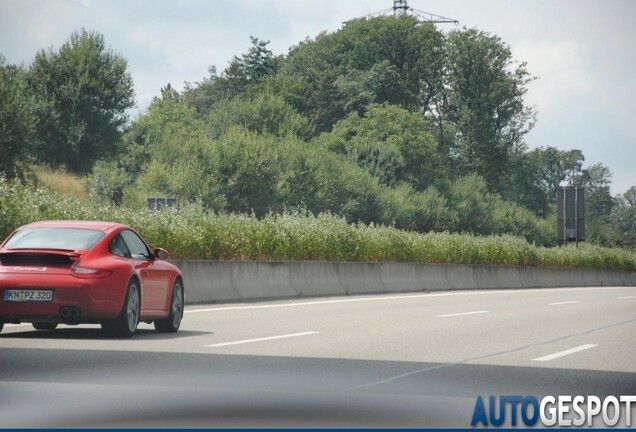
[153,248,171,260]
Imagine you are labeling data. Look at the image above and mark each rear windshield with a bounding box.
[3,228,105,251]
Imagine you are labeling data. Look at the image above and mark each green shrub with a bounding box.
[87,161,131,205]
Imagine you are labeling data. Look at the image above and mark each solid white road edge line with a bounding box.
[618,296,636,299]
[437,310,489,318]
[548,301,580,306]
[532,344,598,362]
[205,331,319,348]
[186,286,626,314]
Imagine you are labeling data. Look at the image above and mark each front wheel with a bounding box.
[154,279,184,333]
[102,280,140,338]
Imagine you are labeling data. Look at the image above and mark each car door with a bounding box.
[120,230,169,313]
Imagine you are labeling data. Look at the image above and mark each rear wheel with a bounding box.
[33,322,58,331]
[102,280,140,338]
[154,279,184,333]
[0,322,3,333]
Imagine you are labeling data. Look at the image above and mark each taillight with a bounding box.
[71,266,112,279]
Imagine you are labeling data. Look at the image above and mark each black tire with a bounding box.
[33,322,58,331]
[102,280,140,338]
[0,322,4,333]
[154,279,184,333]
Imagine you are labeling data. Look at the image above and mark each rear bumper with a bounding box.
[0,274,125,323]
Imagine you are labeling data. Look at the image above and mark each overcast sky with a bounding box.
[1,0,634,194]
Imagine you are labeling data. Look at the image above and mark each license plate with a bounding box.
[3,289,53,302]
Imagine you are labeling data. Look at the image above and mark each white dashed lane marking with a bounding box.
[437,310,489,318]
[205,331,320,348]
[532,344,598,362]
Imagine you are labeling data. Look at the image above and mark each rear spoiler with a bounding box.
[0,249,85,265]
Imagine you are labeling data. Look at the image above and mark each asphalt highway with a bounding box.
[1,286,635,427]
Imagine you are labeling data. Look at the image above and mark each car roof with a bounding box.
[20,220,128,232]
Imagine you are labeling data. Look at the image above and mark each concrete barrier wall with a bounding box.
[170,260,636,304]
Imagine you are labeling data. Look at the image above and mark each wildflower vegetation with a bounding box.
[2,179,634,271]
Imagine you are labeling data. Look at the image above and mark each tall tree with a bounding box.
[443,28,535,192]
[120,86,206,177]
[535,147,584,198]
[576,163,616,246]
[183,36,279,115]
[28,29,134,173]
[580,163,614,220]
[129,88,224,211]
[271,16,444,134]
[269,31,346,134]
[0,56,34,179]
[334,16,444,113]
[501,148,549,216]
[611,186,636,248]
[511,146,585,209]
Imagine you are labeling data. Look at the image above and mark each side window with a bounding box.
[109,234,131,258]
[120,230,152,260]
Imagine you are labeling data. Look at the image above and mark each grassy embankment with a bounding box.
[1,177,634,271]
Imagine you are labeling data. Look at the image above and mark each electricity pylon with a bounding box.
[349,0,458,24]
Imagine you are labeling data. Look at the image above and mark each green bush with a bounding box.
[87,161,131,205]
[448,174,495,234]
[206,93,313,140]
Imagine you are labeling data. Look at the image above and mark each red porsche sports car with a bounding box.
[0,221,184,338]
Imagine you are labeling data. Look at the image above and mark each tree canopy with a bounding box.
[0,56,34,179]
[2,19,633,249]
[28,29,134,173]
